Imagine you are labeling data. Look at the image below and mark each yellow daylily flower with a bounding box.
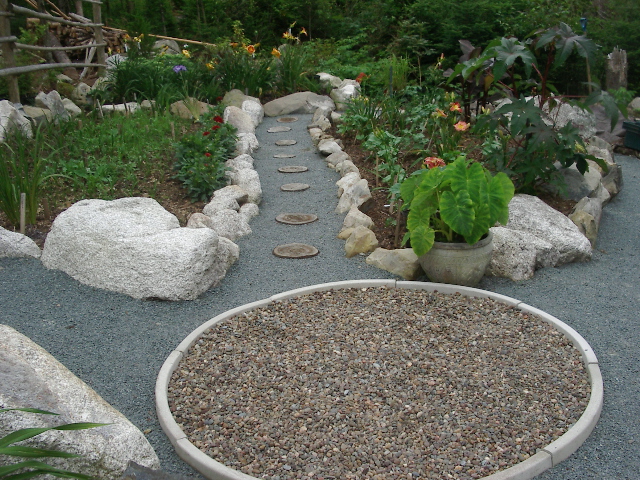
[300,27,307,36]
[271,47,281,58]
[182,49,191,58]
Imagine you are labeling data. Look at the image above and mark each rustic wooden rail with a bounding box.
[0,0,106,103]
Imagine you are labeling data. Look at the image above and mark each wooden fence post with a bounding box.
[0,0,20,103]
[92,2,106,76]
[75,0,83,16]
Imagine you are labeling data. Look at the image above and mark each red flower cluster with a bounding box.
[203,131,210,136]
[424,156,446,169]
[355,72,368,84]
[212,125,220,130]
[204,152,211,157]
[213,115,224,123]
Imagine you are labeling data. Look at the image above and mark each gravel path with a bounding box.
[0,110,638,480]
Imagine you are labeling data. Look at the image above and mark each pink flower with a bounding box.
[424,157,446,169]
[433,108,447,118]
[454,121,470,132]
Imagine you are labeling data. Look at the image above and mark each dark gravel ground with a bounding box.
[0,112,638,480]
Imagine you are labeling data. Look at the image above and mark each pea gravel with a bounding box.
[168,288,589,480]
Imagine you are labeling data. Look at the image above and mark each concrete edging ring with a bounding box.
[156,280,603,480]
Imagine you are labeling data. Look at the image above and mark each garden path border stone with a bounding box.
[156,279,602,480]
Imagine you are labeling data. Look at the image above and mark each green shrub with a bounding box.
[173,109,237,202]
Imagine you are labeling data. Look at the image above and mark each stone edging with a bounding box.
[155,280,603,480]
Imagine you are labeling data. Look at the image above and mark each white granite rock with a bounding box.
[505,194,591,265]
[226,153,254,172]
[338,206,373,239]
[263,92,335,117]
[336,159,359,176]
[212,185,249,204]
[316,72,343,89]
[336,179,371,213]
[186,212,216,229]
[242,99,264,127]
[228,168,262,204]
[41,198,224,300]
[0,100,32,142]
[61,98,82,117]
[235,132,260,155]
[336,172,362,198]
[318,138,342,156]
[365,248,423,280]
[169,98,211,120]
[344,225,378,258]
[0,227,41,258]
[203,195,241,215]
[325,151,350,169]
[35,90,70,122]
[0,324,160,479]
[239,202,260,222]
[224,105,256,134]
[207,209,252,241]
[557,162,603,201]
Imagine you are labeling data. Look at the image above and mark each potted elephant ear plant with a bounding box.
[400,155,514,286]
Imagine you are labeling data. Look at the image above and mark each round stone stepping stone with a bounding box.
[277,116,298,123]
[276,213,318,225]
[267,126,292,133]
[273,153,296,158]
[275,139,297,146]
[281,183,310,192]
[278,166,308,173]
[273,243,319,259]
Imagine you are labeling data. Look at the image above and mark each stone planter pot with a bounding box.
[418,231,493,287]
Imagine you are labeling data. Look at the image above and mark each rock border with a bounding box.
[155,279,603,480]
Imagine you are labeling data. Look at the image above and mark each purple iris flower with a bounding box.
[173,65,187,73]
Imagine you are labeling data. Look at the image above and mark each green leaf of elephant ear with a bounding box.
[399,173,420,205]
[440,190,475,237]
[487,171,515,225]
[407,207,436,256]
[466,202,491,245]
[409,224,435,257]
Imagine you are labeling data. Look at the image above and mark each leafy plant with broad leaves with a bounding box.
[400,156,514,256]
[0,407,108,479]
[475,97,608,193]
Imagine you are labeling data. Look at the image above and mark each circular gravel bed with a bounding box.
[158,281,601,480]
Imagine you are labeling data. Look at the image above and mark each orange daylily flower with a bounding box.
[271,47,282,58]
[246,44,256,54]
[454,121,470,132]
[449,102,462,112]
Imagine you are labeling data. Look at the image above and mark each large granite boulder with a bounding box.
[0,100,32,142]
[0,227,41,258]
[263,92,335,117]
[41,198,227,300]
[0,324,160,479]
[488,194,591,280]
